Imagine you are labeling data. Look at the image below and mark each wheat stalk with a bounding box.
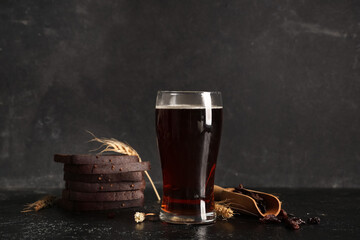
[87,131,161,201]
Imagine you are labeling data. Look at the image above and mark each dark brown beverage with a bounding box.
[156,106,222,216]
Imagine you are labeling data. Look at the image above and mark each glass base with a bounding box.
[159,209,216,225]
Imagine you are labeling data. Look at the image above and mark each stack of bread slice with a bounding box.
[54,154,150,211]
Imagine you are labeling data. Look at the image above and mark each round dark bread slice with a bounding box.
[59,198,144,211]
[63,172,144,183]
[63,161,150,174]
[65,180,146,192]
[62,189,144,201]
[54,154,139,165]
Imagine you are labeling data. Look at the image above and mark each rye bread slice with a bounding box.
[63,162,150,174]
[62,189,144,201]
[65,180,146,192]
[59,198,144,211]
[63,172,144,183]
[54,154,139,165]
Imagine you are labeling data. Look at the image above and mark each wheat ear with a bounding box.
[87,131,161,201]
[22,195,57,212]
[215,201,234,219]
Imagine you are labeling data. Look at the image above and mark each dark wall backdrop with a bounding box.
[1,0,359,189]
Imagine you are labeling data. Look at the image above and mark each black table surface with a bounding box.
[0,187,359,239]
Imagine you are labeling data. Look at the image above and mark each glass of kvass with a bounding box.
[156,91,223,224]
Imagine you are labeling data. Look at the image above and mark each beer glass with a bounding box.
[156,91,223,224]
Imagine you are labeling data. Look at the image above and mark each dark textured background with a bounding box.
[0,0,359,189]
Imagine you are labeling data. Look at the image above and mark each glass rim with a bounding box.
[157,90,221,95]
